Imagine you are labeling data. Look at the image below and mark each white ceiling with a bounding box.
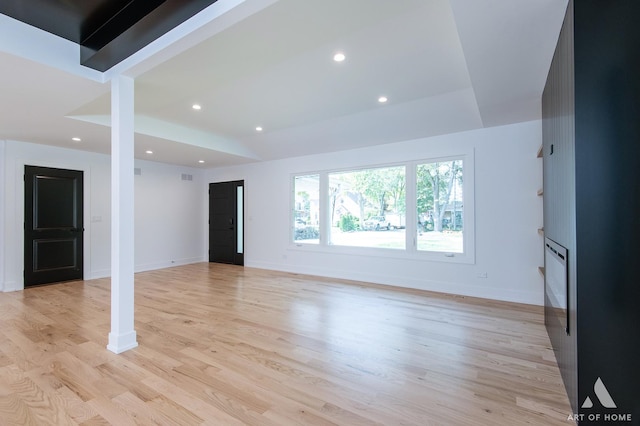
[0,0,568,168]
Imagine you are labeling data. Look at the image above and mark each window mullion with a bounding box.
[405,162,417,253]
[319,172,330,246]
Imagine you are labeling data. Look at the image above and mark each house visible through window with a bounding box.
[291,153,473,263]
[293,174,319,244]
[328,166,405,249]
[417,159,464,253]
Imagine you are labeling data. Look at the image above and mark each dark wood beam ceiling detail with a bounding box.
[81,0,167,51]
[0,0,218,72]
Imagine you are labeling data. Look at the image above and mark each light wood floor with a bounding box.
[0,263,572,425]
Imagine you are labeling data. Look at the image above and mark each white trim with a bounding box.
[3,281,19,293]
[107,330,138,354]
[413,151,476,264]
[108,75,137,354]
[0,14,103,82]
[246,259,539,305]
[288,149,476,265]
[134,257,206,274]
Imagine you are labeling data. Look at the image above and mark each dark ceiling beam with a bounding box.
[81,0,166,51]
[80,0,219,72]
[0,0,219,73]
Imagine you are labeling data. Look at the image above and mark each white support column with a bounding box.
[107,75,138,354]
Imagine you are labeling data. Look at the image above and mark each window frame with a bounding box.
[291,173,322,245]
[289,149,475,264]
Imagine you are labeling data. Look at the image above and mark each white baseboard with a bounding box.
[90,269,111,280]
[2,280,19,292]
[107,330,138,354]
[87,257,207,282]
[134,256,205,273]
[246,260,542,306]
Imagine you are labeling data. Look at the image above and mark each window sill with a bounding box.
[288,242,475,265]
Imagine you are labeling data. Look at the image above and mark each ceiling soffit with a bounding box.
[0,0,219,71]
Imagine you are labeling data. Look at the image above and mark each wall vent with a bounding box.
[181,173,193,181]
[134,168,142,175]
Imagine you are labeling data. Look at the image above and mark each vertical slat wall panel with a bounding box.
[544,1,640,419]
[542,0,577,412]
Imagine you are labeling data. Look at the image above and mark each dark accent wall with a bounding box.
[543,1,640,422]
[574,1,640,422]
[542,0,577,411]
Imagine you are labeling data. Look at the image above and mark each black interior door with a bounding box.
[209,180,244,265]
[24,166,84,287]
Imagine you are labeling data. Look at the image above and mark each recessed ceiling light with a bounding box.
[256,126,263,132]
[72,137,81,142]
[198,160,205,164]
[192,104,202,110]
[378,96,388,103]
[145,150,153,154]
[333,52,346,62]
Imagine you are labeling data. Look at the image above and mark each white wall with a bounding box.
[1,140,206,291]
[133,160,205,273]
[206,120,544,305]
[0,140,5,292]
[2,120,544,304]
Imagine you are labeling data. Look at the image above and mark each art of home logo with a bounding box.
[582,377,617,409]
[567,377,633,423]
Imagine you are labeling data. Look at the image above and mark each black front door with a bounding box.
[24,166,84,287]
[209,180,244,265]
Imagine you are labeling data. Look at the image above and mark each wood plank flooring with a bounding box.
[0,263,572,425]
